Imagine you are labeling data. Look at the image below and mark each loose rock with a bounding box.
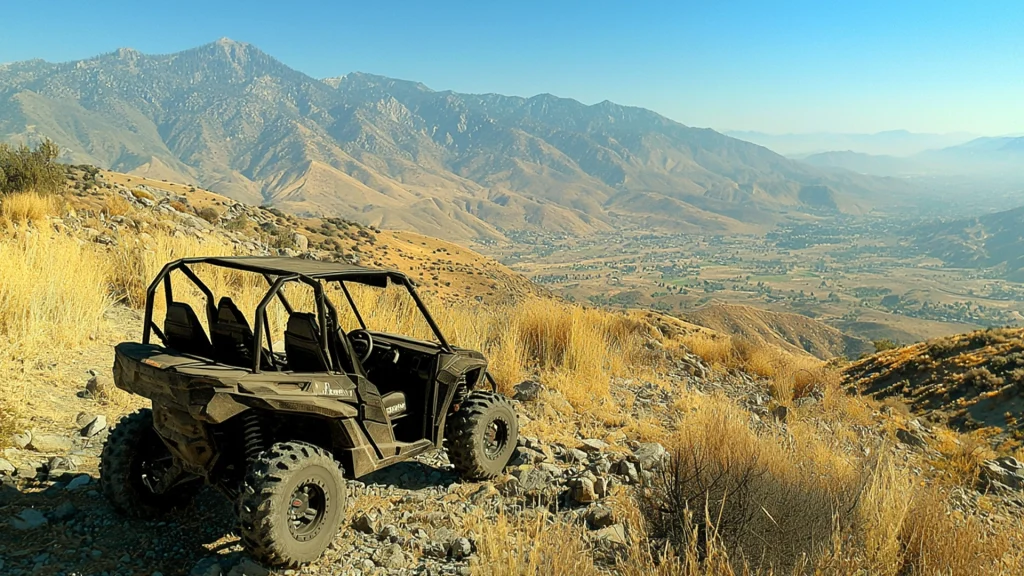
[80,415,107,437]
[226,558,270,576]
[579,438,609,453]
[66,474,91,490]
[449,537,474,560]
[585,505,616,529]
[512,380,543,402]
[352,512,381,534]
[571,477,598,504]
[86,370,113,397]
[28,433,73,453]
[10,508,48,530]
[51,500,77,522]
[12,431,31,449]
[189,557,224,576]
[896,428,926,449]
[633,442,668,471]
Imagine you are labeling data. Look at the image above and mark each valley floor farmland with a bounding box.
[491,216,1024,347]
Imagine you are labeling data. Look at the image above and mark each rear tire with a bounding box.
[238,442,347,567]
[100,409,199,518]
[446,391,519,480]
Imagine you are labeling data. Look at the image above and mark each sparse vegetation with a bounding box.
[2,179,1023,574]
[873,338,898,352]
[0,139,64,196]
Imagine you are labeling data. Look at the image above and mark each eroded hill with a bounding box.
[845,327,1024,447]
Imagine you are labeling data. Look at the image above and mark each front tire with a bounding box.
[446,391,519,480]
[100,409,199,518]
[238,442,347,567]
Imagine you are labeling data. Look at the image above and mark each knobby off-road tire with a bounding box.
[446,390,519,481]
[238,442,347,567]
[100,408,199,518]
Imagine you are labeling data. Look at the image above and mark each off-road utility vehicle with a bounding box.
[100,256,518,566]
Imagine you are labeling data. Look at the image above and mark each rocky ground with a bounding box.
[6,342,1024,575]
[0,372,666,576]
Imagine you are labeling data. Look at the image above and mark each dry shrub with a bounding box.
[334,291,656,410]
[642,400,860,574]
[0,227,111,444]
[0,191,56,224]
[855,456,914,575]
[932,429,994,487]
[196,206,221,223]
[898,487,1022,575]
[102,194,133,217]
[130,188,155,201]
[0,400,18,448]
[106,231,236,308]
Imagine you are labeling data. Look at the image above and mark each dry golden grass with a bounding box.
[0,227,110,351]
[1,187,1022,574]
[678,333,838,404]
[467,510,603,575]
[101,193,133,217]
[0,191,57,225]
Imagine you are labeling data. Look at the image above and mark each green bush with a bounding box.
[873,338,898,352]
[0,139,65,195]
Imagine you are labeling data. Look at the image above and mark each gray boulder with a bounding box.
[10,508,48,530]
[633,442,668,472]
[981,457,1024,491]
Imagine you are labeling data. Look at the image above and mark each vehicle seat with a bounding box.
[164,302,214,358]
[284,312,331,372]
[381,391,407,419]
[327,323,368,378]
[211,297,259,367]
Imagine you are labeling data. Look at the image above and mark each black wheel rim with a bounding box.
[138,454,173,493]
[288,480,328,541]
[134,429,174,494]
[483,417,510,460]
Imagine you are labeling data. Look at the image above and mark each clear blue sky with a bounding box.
[2,1,1021,134]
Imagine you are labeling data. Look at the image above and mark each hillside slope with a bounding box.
[908,204,1024,281]
[3,174,1024,574]
[845,327,1024,446]
[82,170,544,305]
[683,302,873,360]
[0,40,917,241]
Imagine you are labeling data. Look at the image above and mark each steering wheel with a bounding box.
[348,329,374,364]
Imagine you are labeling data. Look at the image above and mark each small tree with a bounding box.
[0,139,65,195]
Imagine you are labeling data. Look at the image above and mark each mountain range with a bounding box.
[0,39,916,241]
[795,137,1024,182]
[727,130,977,157]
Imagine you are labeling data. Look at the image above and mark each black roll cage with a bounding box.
[142,257,454,373]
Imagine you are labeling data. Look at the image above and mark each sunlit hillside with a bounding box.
[1,153,1023,575]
